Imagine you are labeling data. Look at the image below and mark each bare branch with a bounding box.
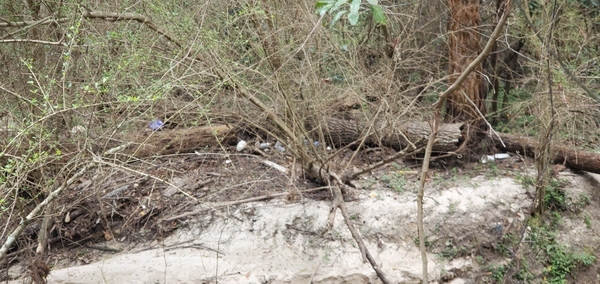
[0,143,131,261]
[433,0,514,109]
[0,38,63,45]
[0,10,183,49]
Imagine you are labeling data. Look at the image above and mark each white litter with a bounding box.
[236,140,247,152]
[274,141,285,152]
[481,153,511,163]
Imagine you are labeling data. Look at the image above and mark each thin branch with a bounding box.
[162,186,334,222]
[346,144,425,181]
[327,174,393,284]
[0,143,131,261]
[433,0,514,109]
[0,38,63,45]
[461,90,506,148]
[0,10,183,49]
[420,1,514,283]
[515,0,599,102]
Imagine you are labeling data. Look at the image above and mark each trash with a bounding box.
[493,153,510,160]
[258,142,271,149]
[304,140,321,146]
[274,141,285,152]
[481,153,510,163]
[149,119,164,131]
[236,140,247,152]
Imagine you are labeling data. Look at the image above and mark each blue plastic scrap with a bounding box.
[149,119,165,131]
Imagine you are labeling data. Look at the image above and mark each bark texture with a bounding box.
[118,124,235,158]
[314,116,600,175]
[493,133,600,174]
[447,0,486,125]
[309,116,464,152]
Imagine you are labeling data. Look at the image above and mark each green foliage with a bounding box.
[516,174,535,189]
[488,264,508,282]
[527,218,597,284]
[315,0,387,26]
[544,244,596,283]
[515,260,535,281]
[576,193,591,208]
[583,214,592,229]
[380,172,407,193]
[413,234,432,248]
[544,180,567,211]
[439,239,467,259]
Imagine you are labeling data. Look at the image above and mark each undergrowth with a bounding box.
[485,178,597,283]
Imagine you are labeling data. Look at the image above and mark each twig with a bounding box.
[91,154,197,201]
[0,38,63,45]
[515,0,599,102]
[419,1,514,282]
[1,10,183,49]
[307,259,322,284]
[162,186,334,222]
[327,173,393,284]
[433,0,514,109]
[461,90,506,148]
[0,143,131,261]
[346,144,424,181]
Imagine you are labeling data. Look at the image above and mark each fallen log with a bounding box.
[493,133,600,174]
[309,116,465,152]
[5,118,599,174]
[1,124,235,165]
[313,116,600,174]
[116,124,235,158]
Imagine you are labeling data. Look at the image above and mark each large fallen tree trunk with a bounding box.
[308,116,465,152]
[310,116,600,174]
[492,133,600,174]
[4,119,598,174]
[114,124,235,158]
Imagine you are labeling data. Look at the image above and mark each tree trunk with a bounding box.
[447,0,486,129]
[313,117,600,175]
[492,133,600,174]
[308,116,464,153]
[116,124,236,157]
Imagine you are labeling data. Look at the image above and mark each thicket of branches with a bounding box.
[1,0,599,282]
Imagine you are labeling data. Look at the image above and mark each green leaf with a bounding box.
[331,0,348,13]
[317,3,334,16]
[349,0,361,14]
[348,12,359,25]
[348,0,361,25]
[331,10,347,26]
[316,0,334,16]
[371,4,386,25]
[366,0,378,4]
[315,0,334,8]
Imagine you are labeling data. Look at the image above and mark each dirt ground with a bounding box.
[3,143,600,284]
